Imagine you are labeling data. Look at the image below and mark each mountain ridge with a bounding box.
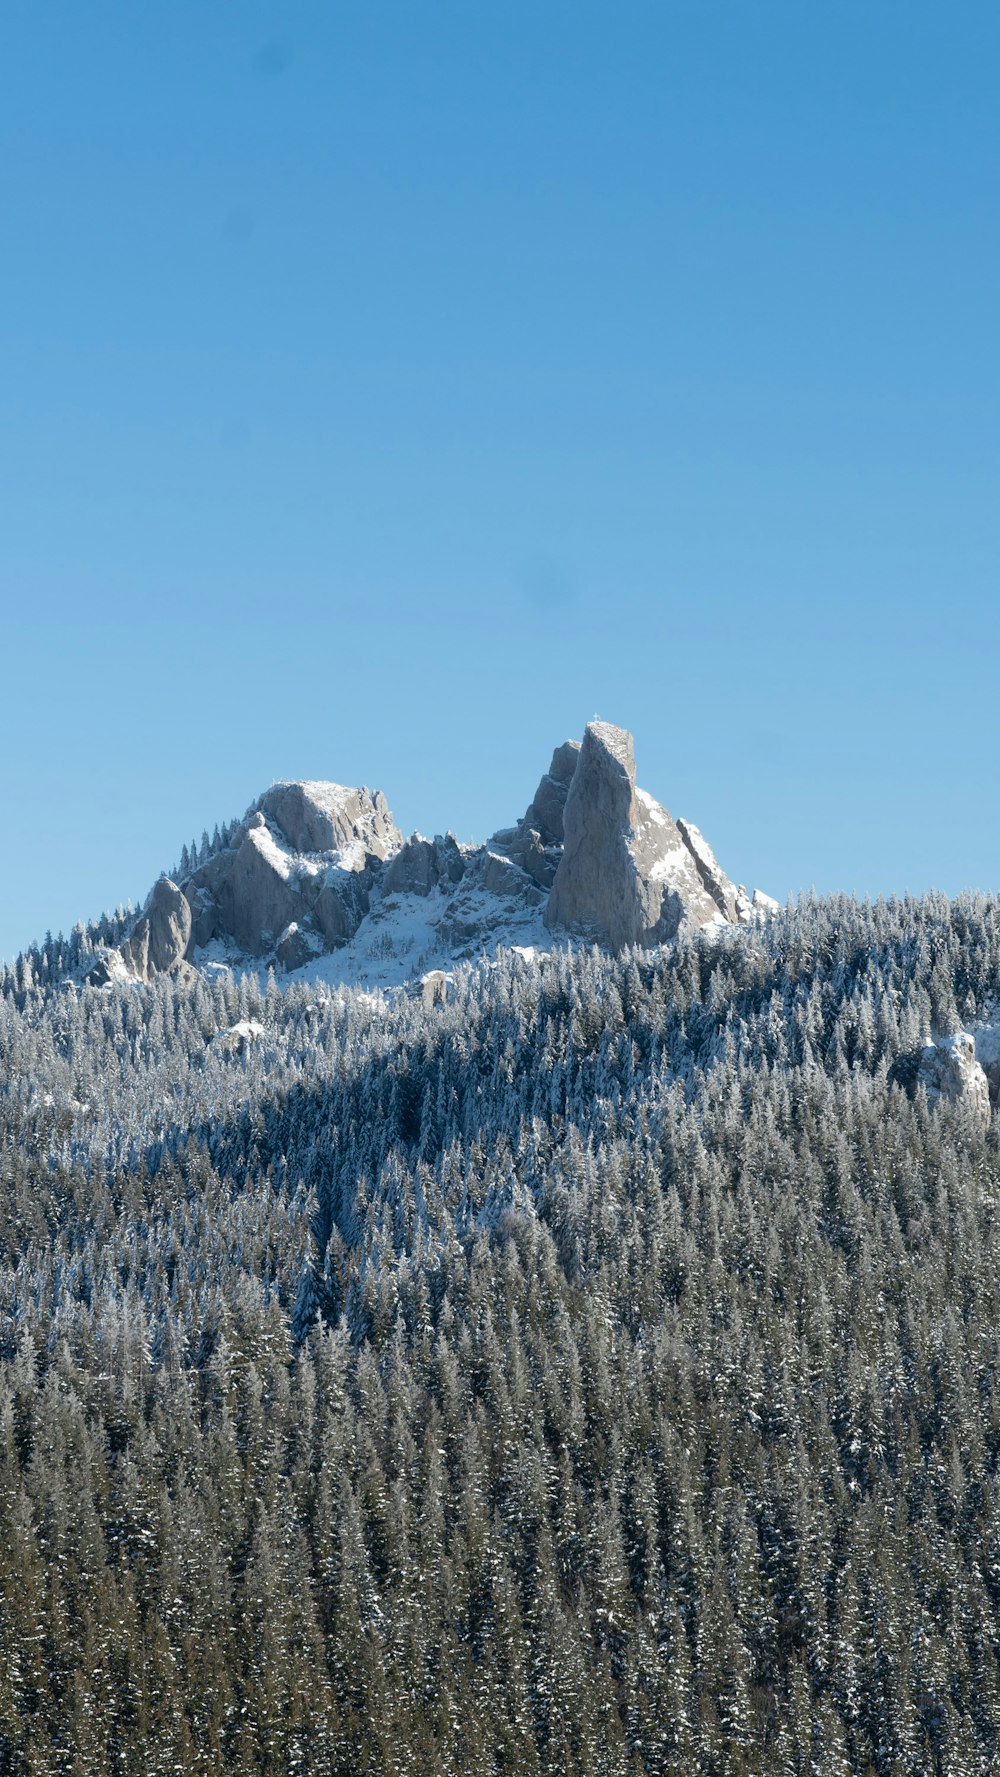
[71,720,775,995]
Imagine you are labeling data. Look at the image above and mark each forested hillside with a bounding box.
[3,893,1000,1774]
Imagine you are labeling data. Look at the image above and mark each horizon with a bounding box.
[6,717,996,966]
[3,2,1000,959]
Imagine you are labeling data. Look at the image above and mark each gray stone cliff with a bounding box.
[917,1031,992,1128]
[544,721,732,951]
[86,723,760,985]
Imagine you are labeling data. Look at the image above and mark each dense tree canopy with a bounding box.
[2,892,1000,1773]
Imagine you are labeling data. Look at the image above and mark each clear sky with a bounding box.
[2,2,999,959]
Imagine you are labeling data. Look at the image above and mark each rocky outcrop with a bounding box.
[91,779,403,981]
[80,725,764,989]
[477,850,543,902]
[975,1026,1000,1108]
[545,722,729,951]
[210,1019,265,1054]
[383,834,465,898]
[210,817,305,955]
[85,947,136,989]
[676,819,744,923]
[490,740,580,890]
[313,873,372,945]
[88,875,194,986]
[420,970,448,1009]
[917,1032,991,1127]
[274,923,318,973]
[117,877,191,980]
[524,740,580,846]
[177,783,403,963]
[257,781,398,860]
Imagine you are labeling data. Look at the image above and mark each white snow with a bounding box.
[646,840,693,884]
[635,787,669,826]
[280,877,553,995]
[275,780,356,815]
[329,841,369,874]
[183,837,561,995]
[211,1019,266,1046]
[247,820,296,882]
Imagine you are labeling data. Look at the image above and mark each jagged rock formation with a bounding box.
[917,1032,992,1127]
[675,819,749,924]
[975,1026,1000,1108]
[182,784,399,959]
[420,970,448,1009]
[125,877,194,980]
[526,740,580,844]
[491,740,581,890]
[257,781,398,859]
[87,780,401,986]
[544,721,737,950]
[89,877,194,985]
[83,720,767,990]
[384,833,465,897]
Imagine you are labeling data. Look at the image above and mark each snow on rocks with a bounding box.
[420,970,449,1009]
[77,724,771,994]
[211,1019,267,1054]
[257,781,399,860]
[545,722,731,951]
[974,1025,1000,1108]
[917,1031,992,1127]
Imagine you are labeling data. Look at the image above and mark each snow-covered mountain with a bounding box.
[84,720,777,994]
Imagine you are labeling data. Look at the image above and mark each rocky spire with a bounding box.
[544,720,736,950]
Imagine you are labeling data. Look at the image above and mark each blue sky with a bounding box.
[2,2,999,958]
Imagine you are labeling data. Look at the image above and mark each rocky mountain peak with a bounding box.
[257,781,399,862]
[522,739,581,847]
[545,720,741,951]
[81,725,769,992]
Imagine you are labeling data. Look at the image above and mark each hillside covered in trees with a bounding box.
[3,892,1000,1774]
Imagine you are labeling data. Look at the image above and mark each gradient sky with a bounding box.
[3,2,999,959]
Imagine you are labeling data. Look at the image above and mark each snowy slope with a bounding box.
[197,853,556,994]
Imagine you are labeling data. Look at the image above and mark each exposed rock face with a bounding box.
[918,1032,991,1127]
[313,874,372,945]
[676,819,744,923]
[477,850,543,902]
[545,722,728,951]
[80,726,764,989]
[211,817,304,955]
[975,1026,1000,1108]
[125,877,193,979]
[177,783,403,962]
[420,970,448,1009]
[91,780,403,981]
[491,740,580,889]
[524,740,580,846]
[384,834,465,898]
[85,948,135,989]
[257,781,397,860]
[88,876,194,986]
[274,923,317,973]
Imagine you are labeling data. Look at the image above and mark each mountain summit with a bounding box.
[84,722,774,992]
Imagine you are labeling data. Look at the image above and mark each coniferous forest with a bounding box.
[4,893,1000,1774]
